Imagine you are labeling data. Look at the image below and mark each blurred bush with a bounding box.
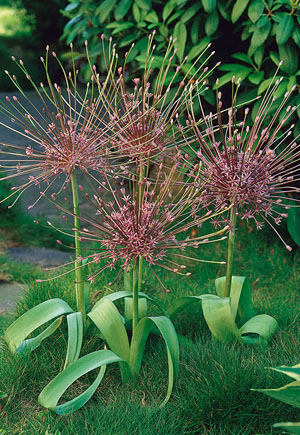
[12,0,68,45]
[61,0,300,135]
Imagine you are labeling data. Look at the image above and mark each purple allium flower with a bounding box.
[49,158,227,289]
[187,77,300,247]
[0,46,116,208]
[90,33,214,165]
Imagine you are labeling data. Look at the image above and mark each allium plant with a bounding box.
[0,34,214,323]
[2,37,227,414]
[168,74,300,344]
[32,154,228,415]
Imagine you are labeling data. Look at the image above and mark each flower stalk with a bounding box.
[224,204,237,298]
[70,170,86,325]
[132,259,138,335]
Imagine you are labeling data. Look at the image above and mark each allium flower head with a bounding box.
[187,76,300,246]
[0,46,119,208]
[52,157,228,288]
[91,32,215,164]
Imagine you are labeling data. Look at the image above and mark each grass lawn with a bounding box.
[0,217,300,435]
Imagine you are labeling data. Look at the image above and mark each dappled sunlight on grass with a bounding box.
[0,6,30,37]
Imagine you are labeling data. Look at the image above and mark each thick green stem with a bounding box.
[138,256,143,292]
[70,171,86,325]
[132,259,138,335]
[224,205,237,298]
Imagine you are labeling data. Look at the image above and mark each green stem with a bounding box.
[70,171,86,325]
[224,205,237,298]
[138,256,143,293]
[132,259,138,335]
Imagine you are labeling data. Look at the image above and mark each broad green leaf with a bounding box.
[287,75,296,91]
[159,25,169,39]
[271,364,300,381]
[145,10,159,23]
[124,297,147,322]
[257,76,279,94]
[279,43,298,75]
[106,22,134,34]
[232,52,253,65]
[39,350,124,415]
[250,16,271,48]
[88,298,130,362]
[0,391,7,400]
[248,0,264,23]
[254,46,264,66]
[254,380,300,408]
[96,0,118,23]
[180,4,201,23]
[205,10,219,35]
[202,0,216,13]
[129,316,179,406]
[95,290,167,316]
[114,0,132,20]
[240,314,278,345]
[187,37,211,60]
[202,296,242,342]
[248,71,264,84]
[276,14,294,45]
[219,64,252,73]
[213,69,250,89]
[167,294,218,318]
[218,1,230,20]
[270,50,280,66]
[166,10,185,26]
[191,16,201,44]
[65,2,79,12]
[5,298,73,354]
[288,206,300,247]
[231,0,250,23]
[163,0,177,22]
[64,312,83,369]
[132,3,140,21]
[292,26,300,46]
[273,423,300,434]
[135,0,151,11]
[174,21,187,62]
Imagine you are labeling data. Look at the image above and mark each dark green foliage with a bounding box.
[61,0,300,137]
[11,0,68,45]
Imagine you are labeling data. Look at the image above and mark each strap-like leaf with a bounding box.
[254,380,300,408]
[88,298,130,361]
[124,297,147,322]
[38,350,125,415]
[130,316,179,406]
[215,276,256,322]
[201,296,242,343]
[168,276,277,345]
[88,298,131,381]
[5,299,74,354]
[273,422,300,434]
[93,290,167,316]
[240,314,278,345]
[64,312,83,369]
[271,364,300,381]
[167,294,218,319]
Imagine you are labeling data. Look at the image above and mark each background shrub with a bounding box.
[61,0,300,136]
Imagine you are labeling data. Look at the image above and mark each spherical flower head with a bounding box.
[189,78,300,236]
[40,124,105,176]
[100,200,177,270]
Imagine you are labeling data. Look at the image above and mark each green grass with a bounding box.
[0,220,300,434]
